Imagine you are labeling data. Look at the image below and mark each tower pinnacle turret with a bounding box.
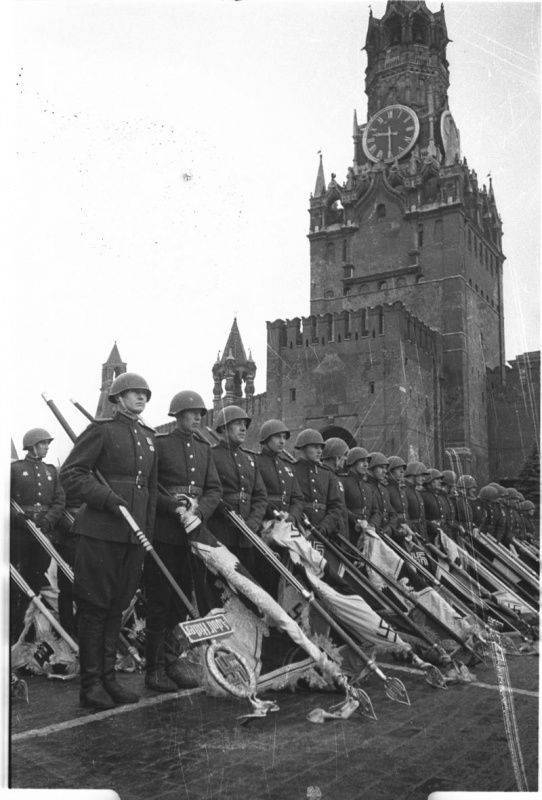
[212,319,257,411]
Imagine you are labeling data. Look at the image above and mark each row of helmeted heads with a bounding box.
[18,382,536,515]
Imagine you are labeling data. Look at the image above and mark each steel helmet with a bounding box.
[259,419,290,443]
[295,429,325,449]
[520,500,535,512]
[369,452,389,469]
[22,428,53,450]
[345,446,370,467]
[108,373,151,403]
[425,468,443,483]
[387,456,407,471]
[405,461,428,477]
[488,482,506,496]
[214,405,251,431]
[322,437,349,459]
[441,470,457,487]
[478,485,499,502]
[168,391,207,417]
[457,474,477,491]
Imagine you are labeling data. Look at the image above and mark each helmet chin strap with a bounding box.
[116,395,139,418]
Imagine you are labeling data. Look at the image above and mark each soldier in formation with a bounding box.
[10,428,66,642]
[292,429,344,548]
[60,373,157,710]
[341,447,373,544]
[366,452,396,538]
[207,405,267,577]
[145,390,221,693]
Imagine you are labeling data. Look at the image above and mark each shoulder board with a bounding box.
[320,463,334,473]
[137,419,155,433]
[155,432,170,438]
[193,430,212,445]
[240,446,259,456]
[93,417,113,423]
[278,452,297,464]
[44,462,58,471]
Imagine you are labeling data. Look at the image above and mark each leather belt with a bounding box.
[108,474,148,488]
[267,494,287,503]
[304,501,326,511]
[224,491,249,504]
[168,485,203,498]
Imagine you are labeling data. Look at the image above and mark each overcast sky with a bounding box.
[7,0,540,465]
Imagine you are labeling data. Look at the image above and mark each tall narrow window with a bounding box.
[290,388,296,402]
[342,240,348,261]
[376,203,386,219]
[369,381,375,394]
[434,219,443,242]
[378,308,384,334]
[417,223,424,248]
[361,309,368,336]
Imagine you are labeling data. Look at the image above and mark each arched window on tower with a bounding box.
[385,14,402,46]
[326,242,336,263]
[412,13,428,44]
[342,240,348,262]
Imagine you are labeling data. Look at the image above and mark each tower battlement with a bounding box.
[267,301,441,358]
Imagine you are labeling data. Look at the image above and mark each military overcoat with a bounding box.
[208,441,267,547]
[60,413,157,543]
[292,459,344,535]
[341,470,374,539]
[11,455,65,535]
[154,428,222,545]
[256,448,304,524]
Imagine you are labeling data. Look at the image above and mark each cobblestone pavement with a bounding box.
[10,656,538,800]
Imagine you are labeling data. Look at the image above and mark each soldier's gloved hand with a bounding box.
[105,493,125,518]
[175,505,201,534]
[397,523,409,538]
[39,517,53,535]
[354,518,367,533]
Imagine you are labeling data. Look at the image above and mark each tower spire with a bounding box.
[96,341,127,418]
[314,153,326,198]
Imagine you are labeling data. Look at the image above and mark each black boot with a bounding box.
[78,604,115,711]
[164,628,200,689]
[102,613,139,705]
[145,629,178,693]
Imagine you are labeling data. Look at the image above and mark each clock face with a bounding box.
[362,105,420,163]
